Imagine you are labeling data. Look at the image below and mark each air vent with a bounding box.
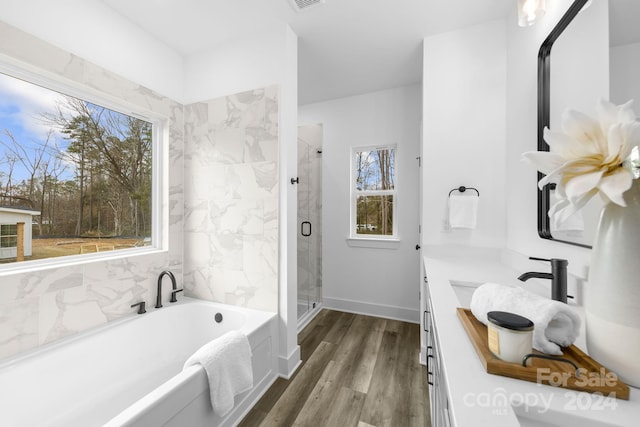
[289,0,325,12]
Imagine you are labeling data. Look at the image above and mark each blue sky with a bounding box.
[0,71,153,194]
[355,149,396,191]
[0,72,72,184]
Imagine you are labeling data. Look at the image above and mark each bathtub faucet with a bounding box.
[156,270,183,308]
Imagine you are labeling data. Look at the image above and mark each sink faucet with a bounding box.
[518,257,570,303]
[156,270,183,308]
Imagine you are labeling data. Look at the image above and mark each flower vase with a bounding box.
[586,177,640,388]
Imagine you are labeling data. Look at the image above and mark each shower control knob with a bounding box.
[415,244,421,250]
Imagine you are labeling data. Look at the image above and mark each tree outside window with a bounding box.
[0,71,154,264]
[352,146,396,237]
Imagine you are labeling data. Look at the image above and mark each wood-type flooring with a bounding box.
[238,309,430,427]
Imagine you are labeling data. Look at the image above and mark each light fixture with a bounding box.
[518,0,546,27]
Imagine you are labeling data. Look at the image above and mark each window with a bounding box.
[0,68,158,266]
[0,224,18,248]
[351,146,397,238]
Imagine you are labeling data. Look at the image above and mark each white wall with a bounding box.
[299,85,422,322]
[281,25,300,376]
[184,28,288,104]
[421,2,608,279]
[0,0,184,102]
[422,20,507,248]
[505,0,609,279]
[611,41,640,116]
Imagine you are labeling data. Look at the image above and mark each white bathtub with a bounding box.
[0,297,278,427]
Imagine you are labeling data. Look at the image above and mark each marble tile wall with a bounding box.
[184,86,278,312]
[0,22,282,362]
[184,87,279,312]
[0,23,184,361]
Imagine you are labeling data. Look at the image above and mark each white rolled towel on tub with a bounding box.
[183,330,253,416]
[470,282,581,355]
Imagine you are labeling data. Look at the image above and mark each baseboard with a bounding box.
[323,297,419,324]
[278,345,301,379]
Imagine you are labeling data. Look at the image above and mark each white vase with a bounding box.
[586,177,640,388]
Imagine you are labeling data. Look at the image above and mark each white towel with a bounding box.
[470,282,581,356]
[183,331,253,416]
[448,195,478,229]
[550,190,584,232]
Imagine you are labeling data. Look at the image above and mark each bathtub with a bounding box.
[0,297,278,427]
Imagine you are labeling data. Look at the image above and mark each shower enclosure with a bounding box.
[297,124,323,321]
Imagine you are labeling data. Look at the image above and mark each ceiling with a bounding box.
[101,0,512,105]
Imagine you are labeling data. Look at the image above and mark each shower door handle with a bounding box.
[301,221,312,237]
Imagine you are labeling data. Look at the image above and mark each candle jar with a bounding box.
[487,311,534,364]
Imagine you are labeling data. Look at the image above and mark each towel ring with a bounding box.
[448,186,480,197]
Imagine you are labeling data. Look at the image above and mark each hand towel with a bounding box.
[183,330,253,416]
[448,195,478,229]
[470,282,581,356]
[550,190,584,232]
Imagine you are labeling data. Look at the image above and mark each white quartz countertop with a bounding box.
[423,246,639,427]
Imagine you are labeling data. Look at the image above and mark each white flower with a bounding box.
[522,99,640,224]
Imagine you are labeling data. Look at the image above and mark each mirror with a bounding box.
[537,0,640,248]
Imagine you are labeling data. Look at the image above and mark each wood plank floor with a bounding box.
[239,310,430,427]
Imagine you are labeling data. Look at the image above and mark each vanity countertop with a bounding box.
[423,245,639,427]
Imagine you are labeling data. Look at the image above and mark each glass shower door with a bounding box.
[297,124,322,321]
[297,140,311,319]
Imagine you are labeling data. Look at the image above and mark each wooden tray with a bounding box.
[457,308,629,400]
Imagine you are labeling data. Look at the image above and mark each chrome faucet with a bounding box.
[155,270,183,308]
[518,257,570,303]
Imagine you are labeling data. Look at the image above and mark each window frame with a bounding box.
[349,144,398,240]
[0,59,168,273]
[0,224,18,248]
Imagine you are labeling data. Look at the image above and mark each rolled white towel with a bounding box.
[470,282,581,355]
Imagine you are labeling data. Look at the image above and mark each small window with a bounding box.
[1,224,18,248]
[351,146,397,238]
[0,68,157,266]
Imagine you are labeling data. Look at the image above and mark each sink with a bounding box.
[450,280,482,307]
[513,404,619,427]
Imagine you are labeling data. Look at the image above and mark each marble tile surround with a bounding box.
[184,88,279,312]
[0,22,281,362]
[0,22,186,361]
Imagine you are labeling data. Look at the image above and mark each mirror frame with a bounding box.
[537,0,591,249]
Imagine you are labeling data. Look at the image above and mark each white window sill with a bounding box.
[346,237,401,249]
[0,246,164,276]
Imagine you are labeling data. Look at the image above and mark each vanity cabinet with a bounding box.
[422,268,453,427]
